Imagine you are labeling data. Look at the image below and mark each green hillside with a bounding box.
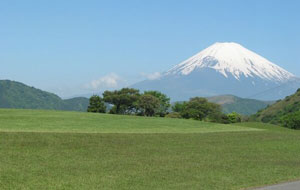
[0,80,89,111]
[253,89,300,124]
[1,109,300,190]
[63,97,89,112]
[207,95,273,115]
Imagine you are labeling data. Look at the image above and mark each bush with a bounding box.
[180,97,222,121]
[207,113,231,124]
[280,111,300,129]
[227,112,242,123]
[165,112,182,118]
[261,115,274,123]
[241,115,250,122]
[172,102,186,112]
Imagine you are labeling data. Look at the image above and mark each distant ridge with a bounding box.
[206,95,274,115]
[0,80,89,111]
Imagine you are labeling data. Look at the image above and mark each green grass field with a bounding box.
[1,109,300,190]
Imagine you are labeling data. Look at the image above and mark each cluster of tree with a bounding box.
[280,111,300,129]
[171,97,242,124]
[87,88,170,117]
[87,88,242,124]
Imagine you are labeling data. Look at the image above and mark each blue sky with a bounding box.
[1,0,299,97]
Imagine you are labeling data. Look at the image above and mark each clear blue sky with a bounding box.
[1,0,299,97]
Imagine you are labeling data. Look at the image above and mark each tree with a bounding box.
[172,102,186,113]
[137,94,160,116]
[281,111,300,129]
[180,97,222,121]
[208,112,230,124]
[103,88,140,114]
[87,95,106,113]
[144,91,170,117]
[227,112,242,123]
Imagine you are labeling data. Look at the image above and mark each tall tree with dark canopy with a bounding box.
[138,94,160,116]
[103,88,140,114]
[144,91,170,117]
[87,95,106,113]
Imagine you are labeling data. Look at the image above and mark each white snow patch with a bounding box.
[165,42,294,82]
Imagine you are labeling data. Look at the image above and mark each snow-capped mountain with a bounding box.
[132,42,300,101]
[165,42,294,81]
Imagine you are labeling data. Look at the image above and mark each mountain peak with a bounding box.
[165,42,294,82]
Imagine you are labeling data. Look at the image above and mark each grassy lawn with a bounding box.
[0,109,260,133]
[1,109,300,190]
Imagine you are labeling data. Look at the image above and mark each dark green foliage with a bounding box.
[165,112,182,118]
[144,91,170,117]
[207,112,230,124]
[252,89,300,126]
[280,111,300,129]
[180,97,222,121]
[103,88,140,114]
[87,95,106,113]
[0,80,89,111]
[172,102,187,113]
[227,112,242,123]
[137,94,160,116]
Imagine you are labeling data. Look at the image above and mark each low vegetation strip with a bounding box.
[0,109,261,134]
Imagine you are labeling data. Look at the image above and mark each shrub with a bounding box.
[172,102,187,113]
[227,112,242,123]
[241,115,250,122]
[181,97,222,121]
[208,113,231,124]
[280,111,300,129]
[165,112,182,118]
[261,115,274,123]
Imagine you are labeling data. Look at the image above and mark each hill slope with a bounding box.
[206,95,274,115]
[0,80,89,111]
[132,42,300,101]
[253,89,300,124]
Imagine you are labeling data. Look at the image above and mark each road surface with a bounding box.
[254,181,300,190]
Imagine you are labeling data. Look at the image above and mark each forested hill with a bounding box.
[252,89,300,124]
[206,95,274,115]
[0,80,89,111]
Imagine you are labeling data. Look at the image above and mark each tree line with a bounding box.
[87,88,241,124]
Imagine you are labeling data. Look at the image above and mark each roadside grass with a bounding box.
[1,109,300,190]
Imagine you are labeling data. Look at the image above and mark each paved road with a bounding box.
[254,181,300,190]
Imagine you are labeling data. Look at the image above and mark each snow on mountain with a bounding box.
[132,42,299,101]
[165,42,294,82]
